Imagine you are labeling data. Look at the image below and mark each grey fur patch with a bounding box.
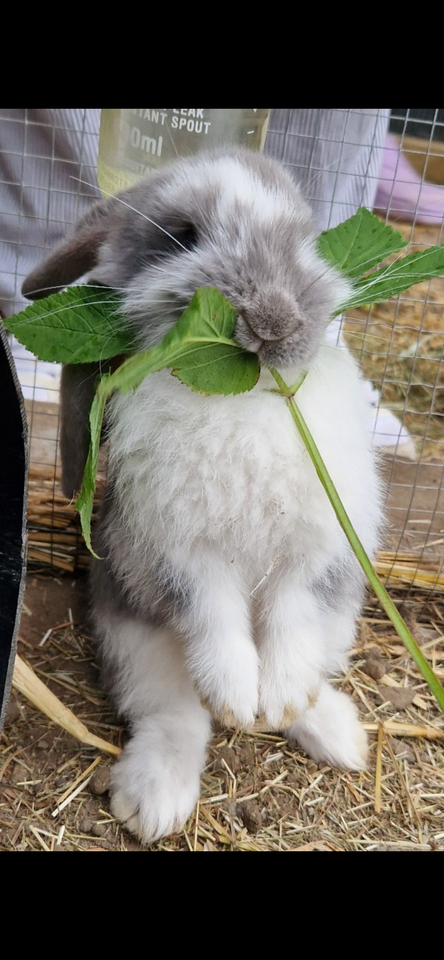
[311,553,365,612]
[59,363,102,499]
[90,488,192,628]
[89,515,193,708]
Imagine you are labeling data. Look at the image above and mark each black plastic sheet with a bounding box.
[0,325,28,734]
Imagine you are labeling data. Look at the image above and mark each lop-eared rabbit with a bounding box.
[23,147,381,844]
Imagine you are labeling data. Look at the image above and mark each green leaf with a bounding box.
[75,377,110,557]
[340,244,444,310]
[103,287,259,397]
[169,286,259,394]
[317,207,407,279]
[3,285,135,363]
[172,343,259,394]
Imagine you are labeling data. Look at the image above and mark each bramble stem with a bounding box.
[269,367,444,713]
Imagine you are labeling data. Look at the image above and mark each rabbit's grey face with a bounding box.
[98,149,351,371]
[23,146,350,372]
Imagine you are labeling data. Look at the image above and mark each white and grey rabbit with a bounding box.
[22,146,382,844]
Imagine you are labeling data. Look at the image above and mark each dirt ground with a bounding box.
[1,452,444,853]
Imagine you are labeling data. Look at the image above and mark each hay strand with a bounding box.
[363,720,444,739]
[12,654,121,756]
[374,723,384,813]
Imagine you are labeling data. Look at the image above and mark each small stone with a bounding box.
[387,737,416,762]
[378,686,415,709]
[362,658,386,680]
[89,767,111,796]
[237,801,262,834]
[79,818,93,834]
[31,781,44,796]
[365,646,384,660]
[5,698,21,724]
[11,763,26,783]
[91,822,106,837]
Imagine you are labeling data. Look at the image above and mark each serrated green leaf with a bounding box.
[103,287,259,397]
[340,244,444,310]
[3,285,135,363]
[317,207,407,279]
[172,343,259,395]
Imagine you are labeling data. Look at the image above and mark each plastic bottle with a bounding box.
[97,109,270,195]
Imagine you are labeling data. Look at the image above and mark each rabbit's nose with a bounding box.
[242,289,301,342]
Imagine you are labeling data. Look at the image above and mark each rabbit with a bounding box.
[22,146,382,845]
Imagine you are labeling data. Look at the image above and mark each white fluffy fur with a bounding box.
[109,347,380,574]
[158,154,310,226]
[97,614,211,842]
[102,343,381,840]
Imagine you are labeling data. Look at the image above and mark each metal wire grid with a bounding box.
[265,107,390,231]
[0,110,101,525]
[390,108,444,141]
[350,110,444,566]
[0,108,442,573]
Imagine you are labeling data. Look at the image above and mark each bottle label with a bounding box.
[97,108,270,195]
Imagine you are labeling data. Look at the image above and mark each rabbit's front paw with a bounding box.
[258,657,321,730]
[194,641,259,729]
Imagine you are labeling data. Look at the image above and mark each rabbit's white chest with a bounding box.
[106,345,379,576]
[109,371,308,559]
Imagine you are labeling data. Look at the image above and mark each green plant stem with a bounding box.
[269,367,444,713]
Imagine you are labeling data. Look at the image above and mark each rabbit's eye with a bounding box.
[165,219,198,252]
[173,222,198,251]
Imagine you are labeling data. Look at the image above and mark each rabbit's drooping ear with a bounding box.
[21,198,112,300]
[59,362,102,500]
[59,354,125,501]
[21,196,120,501]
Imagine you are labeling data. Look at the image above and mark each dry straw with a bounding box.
[12,654,120,756]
